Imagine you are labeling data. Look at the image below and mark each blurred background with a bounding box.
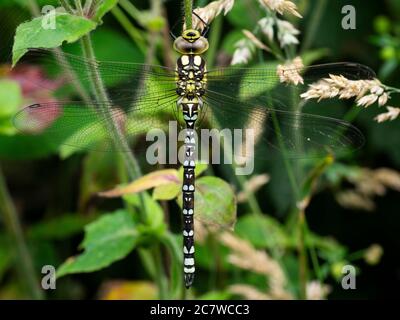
[0,0,399,300]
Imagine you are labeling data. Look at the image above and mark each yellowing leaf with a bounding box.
[177,162,208,178]
[177,176,237,230]
[99,169,180,198]
[99,280,157,300]
[153,183,181,200]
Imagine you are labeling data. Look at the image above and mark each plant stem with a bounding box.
[236,174,262,214]
[83,0,93,14]
[27,1,90,104]
[160,233,183,299]
[183,0,193,29]
[301,0,328,53]
[119,0,143,23]
[304,219,322,282]
[298,208,308,299]
[206,15,223,67]
[79,33,174,297]
[111,5,147,54]
[74,0,84,13]
[270,110,300,199]
[80,35,142,179]
[59,0,74,13]
[153,244,168,299]
[27,0,41,15]
[0,166,43,299]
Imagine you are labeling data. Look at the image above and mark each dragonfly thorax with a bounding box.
[176,55,207,98]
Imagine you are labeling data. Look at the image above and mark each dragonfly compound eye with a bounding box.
[174,36,209,54]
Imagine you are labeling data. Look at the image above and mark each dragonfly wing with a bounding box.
[14,48,177,113]
[198,62,372,160]
[205,62,376,112]
[201,91,365,160]
[13,98,177,153]
[13,48,179,153]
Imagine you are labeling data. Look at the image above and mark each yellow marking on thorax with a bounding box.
[193,56,202,66]
[181,55,190,65]
[182,96,199,104]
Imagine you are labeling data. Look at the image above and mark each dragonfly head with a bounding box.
[174,29,209,55]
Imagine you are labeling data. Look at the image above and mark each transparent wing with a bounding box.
[200,62,374,159]
[205,62,376,110]
[13,99,177,153]
[12,48,178,152]
[200,92,365,160]
[14,48,178,110]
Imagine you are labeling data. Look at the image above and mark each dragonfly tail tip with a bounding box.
[184,274,195,289]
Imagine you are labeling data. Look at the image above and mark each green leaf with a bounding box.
[325,163,361,185]
[0,79,21,135]
[153,183,181,200]
[177,176,237,229]
[123,193,166,235]
[0,79,22,118]
[235,214,290,249]
[13,12,97,66]
[307,234,347,263]
[100,169,180,198]
[94,0,119,23]
[177,163,208,179]
[57,210,140,277]
[197,176,236,229]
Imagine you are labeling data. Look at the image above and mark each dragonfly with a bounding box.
[12,21,376,289]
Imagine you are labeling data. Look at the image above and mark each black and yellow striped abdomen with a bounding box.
[176,54,206,288]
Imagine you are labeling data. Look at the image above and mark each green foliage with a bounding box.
[94,0,119,23]
[123,193,166,235]
[0,0,396,301]
[13,13,97,66]
[235,214,289,248]
[0,79,21,135]
[57,210,140,278]
[191,176,237,229]
[153,183,181,200]
[371,13,400,79]
[0,80,21,118]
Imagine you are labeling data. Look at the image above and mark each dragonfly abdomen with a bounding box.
[180,98,201,289]
[176,52,206,289]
